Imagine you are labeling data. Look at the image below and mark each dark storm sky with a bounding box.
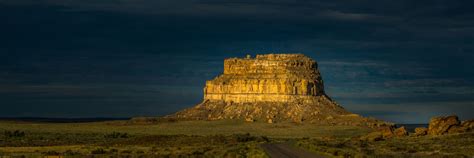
[1,0,473,123]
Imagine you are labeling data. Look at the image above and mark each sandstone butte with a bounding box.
[167,54,388,126]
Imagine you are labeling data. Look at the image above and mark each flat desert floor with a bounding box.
[0,120,473,157]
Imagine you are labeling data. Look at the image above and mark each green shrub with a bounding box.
[258,136,270,142]
[109,148,118,153]
[104,132,129,139]
[233,133,256,142]
[91,148,107,154]
[42,150,60,156]
[4,130,25,138]
[63,149,80,156]
[121,150,132,154]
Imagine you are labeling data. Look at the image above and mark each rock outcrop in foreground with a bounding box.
[167,54,386,126]
[427,115,474,135]
[361,115,474,141]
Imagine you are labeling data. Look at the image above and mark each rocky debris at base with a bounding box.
[170,99,390,127]
[267,119,273,124]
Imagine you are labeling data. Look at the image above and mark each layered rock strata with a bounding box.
[204,54,324,103]
[168,54,386,126]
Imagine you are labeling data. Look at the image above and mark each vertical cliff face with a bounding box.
[204,54,325,103]
[168,54,387,126]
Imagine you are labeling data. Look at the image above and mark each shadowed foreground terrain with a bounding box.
[0,119,473,157]
[261,143,325,158]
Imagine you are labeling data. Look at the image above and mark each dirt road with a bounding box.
[261,143,326,158]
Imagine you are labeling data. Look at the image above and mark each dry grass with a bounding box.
[0,120,370,138]
[2,120,472,157]
[0,120,370,157]
[295,132,474,157]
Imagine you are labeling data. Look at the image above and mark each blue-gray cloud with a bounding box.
[0,0,473,123]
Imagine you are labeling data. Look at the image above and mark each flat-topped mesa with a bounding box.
[223,54,318,75]
[168,53,390,126]
[204,54,325,103]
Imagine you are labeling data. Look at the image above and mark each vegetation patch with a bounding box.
[295,132,474,157]
[4,130,25,138]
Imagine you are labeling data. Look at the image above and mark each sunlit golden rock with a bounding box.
[414,127,428,136]
[167,54,388,126]
[428,115,461,135]
[204,54,324,103]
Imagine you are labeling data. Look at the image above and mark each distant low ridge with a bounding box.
[167,54,388,126]
[0,117,130,123]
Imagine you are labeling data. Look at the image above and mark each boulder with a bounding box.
[393,126,408,137]
[360,132,383,141]
[267,119,273,124]
[378,126,395,138]
[428,115,461,135]
[444,119,474,134]
[414,127,428,136]
[245,117,255,122]
[461,120,474,130]
[447,126,468,134]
